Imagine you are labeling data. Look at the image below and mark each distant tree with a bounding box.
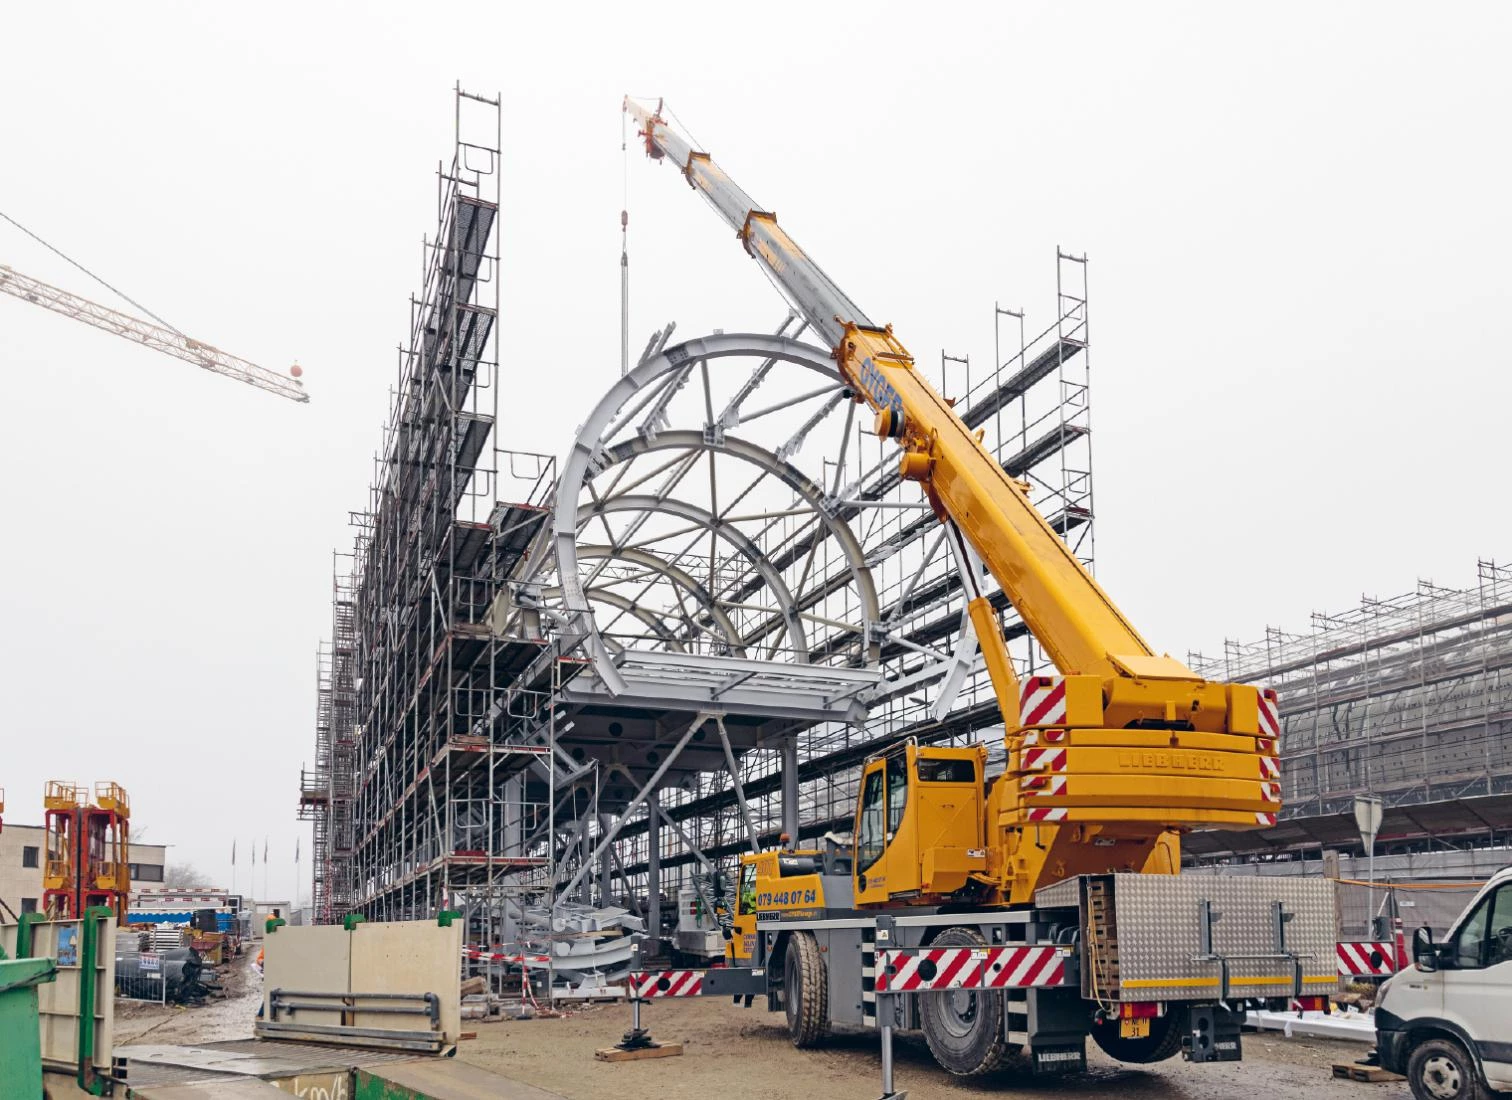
[163,862,208,889]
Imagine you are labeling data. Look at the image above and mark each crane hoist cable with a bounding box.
[0,209,308,403]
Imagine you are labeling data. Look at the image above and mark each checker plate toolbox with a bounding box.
[1036,872,1340,1002]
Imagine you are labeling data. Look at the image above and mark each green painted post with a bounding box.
[76,906,114,1095]
[15,912,45,959]
[0,956,57,1098]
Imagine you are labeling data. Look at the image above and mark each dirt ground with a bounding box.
[45,963,1414,1100]
[111,949,263,1046]
[456,998,1413,1100]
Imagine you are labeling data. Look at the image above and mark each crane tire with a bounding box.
[1089,1009,1185,1064]
[918,926,1017,1076]
[783,931,830,1048]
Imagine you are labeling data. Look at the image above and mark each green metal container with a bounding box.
[0,955,58,1099]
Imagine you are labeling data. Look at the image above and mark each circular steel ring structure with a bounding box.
[551,332,884,702]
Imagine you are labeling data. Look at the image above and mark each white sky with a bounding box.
[1,2,1507,905]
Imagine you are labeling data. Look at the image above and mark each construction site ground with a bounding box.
[44,970,1412,1099]
[455,997,1411,1100]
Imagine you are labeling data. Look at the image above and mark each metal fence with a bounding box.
[115,947,168,1003]
[1335,879,1485,940]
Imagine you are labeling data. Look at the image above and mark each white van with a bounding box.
[1375,864,1512,1100]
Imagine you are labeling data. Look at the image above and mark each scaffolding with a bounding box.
[1188,559,1512,818]
[532,251,1099,912]
[300,90,1101,970]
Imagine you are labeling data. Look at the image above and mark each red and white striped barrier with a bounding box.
[629,970,706,998]
[1020,677,1068,727]
[464,947,552,966]
[877,945,1067,992]
[1337,941,1401,976]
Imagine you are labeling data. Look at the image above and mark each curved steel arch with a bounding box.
[576,544,745,651]
[553,333,878,694]
[581,493,811,656]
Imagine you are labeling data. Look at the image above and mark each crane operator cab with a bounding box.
[727,841,854,965]
[854,741,988,906]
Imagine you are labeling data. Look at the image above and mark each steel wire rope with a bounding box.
[0,208,185,336]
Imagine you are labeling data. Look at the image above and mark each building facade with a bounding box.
[0,823,166,917]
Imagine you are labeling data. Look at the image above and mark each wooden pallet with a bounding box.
[1332,1062,1405,1083]
[596,1041,685,1062]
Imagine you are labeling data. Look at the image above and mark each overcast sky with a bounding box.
[2,2,1507,905]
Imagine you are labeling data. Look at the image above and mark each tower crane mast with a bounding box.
[0,264,307,403]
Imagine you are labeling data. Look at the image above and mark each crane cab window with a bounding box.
[885,760,909,836]
[857,770,886,871]
[737,860,758,915]
[916,758,976,783]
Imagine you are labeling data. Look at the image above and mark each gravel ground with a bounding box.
[455,997,1412,1100]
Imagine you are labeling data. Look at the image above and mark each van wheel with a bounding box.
[918,927,1017,1075]
[1408,1037,1485,1100]
[783,932,829,1048]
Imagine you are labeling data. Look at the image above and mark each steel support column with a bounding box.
[647,789,661,947]
[781,735,800,842]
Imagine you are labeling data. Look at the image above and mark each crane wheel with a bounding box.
[918,927,1018,1076]
[1089,1010,1184,1064]
[783,931,830,1048]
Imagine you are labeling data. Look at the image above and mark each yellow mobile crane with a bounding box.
[621,99,1340,1090]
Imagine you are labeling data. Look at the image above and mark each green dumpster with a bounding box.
[0,955,58,1098]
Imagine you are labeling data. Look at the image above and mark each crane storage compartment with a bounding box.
[1037,873,1339,1003]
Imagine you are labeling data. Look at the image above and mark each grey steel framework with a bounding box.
[299,87,1099,957]
[492,251,1098,930]
[301,86,561,943]
[1188,559,1512,819]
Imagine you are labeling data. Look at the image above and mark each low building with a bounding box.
[0,822,167,917]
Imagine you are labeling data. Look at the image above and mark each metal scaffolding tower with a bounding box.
[1188,559,1512,819]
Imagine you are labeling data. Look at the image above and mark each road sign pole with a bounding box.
[1353,795,1384,938]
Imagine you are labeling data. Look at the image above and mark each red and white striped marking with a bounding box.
[1028,806,1069,822]
[1337,941,1399,976]
[1254,811,1277,826]
[1257,688,1280,739]
[465,947,552,966]
[1020,677,1068,726]
[629,970,706,998]
[1261,781,1281,803]
[1260,755,1281,779]
[877,946,1067,992]
[1022,774,1069,796]
[1021,747,1067,772]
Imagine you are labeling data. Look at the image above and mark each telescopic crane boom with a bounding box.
[0,265,308,403]
[626,98,1279,905]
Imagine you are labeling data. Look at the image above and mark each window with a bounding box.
[1450,885,1512,969]
[737,861,758,915]
[856,770,887,871]
[916,758,976,784]
[130,863,164,883]
[886,759,909,837]
[21,846,39,869]
[20,898,37,914]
